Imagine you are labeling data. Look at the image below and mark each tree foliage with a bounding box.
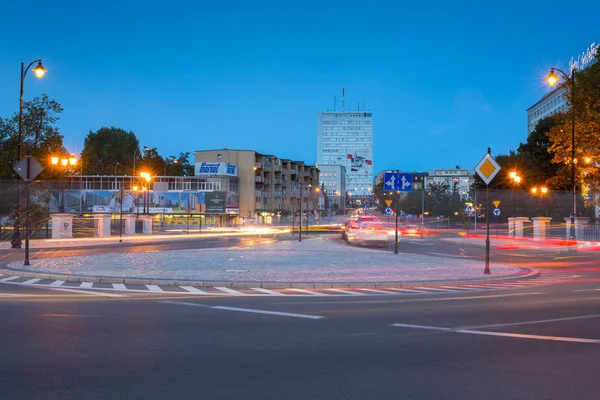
[547,53,600,203]
[81,127,140,175]
[0,94,66,178]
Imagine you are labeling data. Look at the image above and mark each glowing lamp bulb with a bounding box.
[32,61,47,78]
[547,70,558,86]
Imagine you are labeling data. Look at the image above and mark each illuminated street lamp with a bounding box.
[531,187,549,216]
[139,172,152,214]
[547,67,577,239]
[510,171,522,215]
[51,155,78,213]
[11,60,47,249]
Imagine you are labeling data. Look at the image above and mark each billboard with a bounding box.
[195,162,237,176]
[205,191,227,214]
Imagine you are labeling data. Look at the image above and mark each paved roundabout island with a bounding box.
[4,236,534,288]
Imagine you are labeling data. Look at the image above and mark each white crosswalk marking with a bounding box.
[214,287,245,295]
[145,284,164,292]
[112,283,127,290]
[288,288,329,296]
[180,286,209,294]
[250,288,285,295]
[0,276,19,282]
[49,280,65,287]
[80,282,94,288]
[325,288,366,295]
[22,278,41,285]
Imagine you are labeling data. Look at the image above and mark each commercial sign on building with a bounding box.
[195,162,237,176]
[205,192,227,214]
[569,42,599,74]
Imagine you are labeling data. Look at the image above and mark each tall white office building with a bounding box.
[317,111,373,197]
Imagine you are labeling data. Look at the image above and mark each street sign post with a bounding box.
[384,172,413,192]
[474,148,501,275]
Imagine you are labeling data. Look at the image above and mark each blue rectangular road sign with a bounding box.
[384,172,413,192]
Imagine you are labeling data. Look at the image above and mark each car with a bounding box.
[387,224,424,238]
[341,215,381,240]
[345,220,389,247]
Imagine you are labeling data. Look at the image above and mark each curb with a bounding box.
[0,266,539,290]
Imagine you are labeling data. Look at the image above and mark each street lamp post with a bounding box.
[509,171,522,216]
[11,60,47,248]
[51,156,78,213]
[132,146,148,178]
[547,67,576,240]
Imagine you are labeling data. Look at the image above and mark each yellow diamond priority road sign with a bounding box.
[475,153,501,185]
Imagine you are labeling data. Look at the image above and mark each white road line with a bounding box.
[210,306,325,320]
[49,280,66,287]
[0,276,19,282]
[391,323,600,344]
[325,288,367,295]
[214,287,245,295]
[112,283,127,290]
[80,282,94,289]
[359,288,399,295]
[288,288,329,296]
[455,329,600,344]
[385,288,430,293]
[22,278,41,285]
[160,300,325,319]
[180,286,209,294]
[145,284,164,292]
[465,313,600,330]
[250,288,285,295]
[47,287,125,297]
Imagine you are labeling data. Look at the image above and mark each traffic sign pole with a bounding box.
[24,152,31,266]
[394,170,399,254]
[484,148,492,275]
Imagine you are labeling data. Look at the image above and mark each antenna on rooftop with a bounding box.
[334,95,337,112]
[342,88,345,112]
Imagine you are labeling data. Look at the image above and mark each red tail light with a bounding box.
[349,221,359,229]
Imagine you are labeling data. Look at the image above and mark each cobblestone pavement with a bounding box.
[7,236,525,284]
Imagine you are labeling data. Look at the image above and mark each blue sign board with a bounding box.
[384,172,413,192]
[385,207,392,215]
[363,204,370,211]
[493,208,501,216]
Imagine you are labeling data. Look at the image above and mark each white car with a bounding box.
[346,220,389,247]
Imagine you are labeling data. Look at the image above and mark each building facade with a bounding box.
[424,168,474,199]
[194,149,321,223]
[527,42,598,136]
[317,164,346,214]
[527,87,568,135]
[317,111,373,198]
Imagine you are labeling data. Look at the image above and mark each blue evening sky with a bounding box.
[1,0,598,173]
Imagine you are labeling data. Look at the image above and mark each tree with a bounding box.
[165,152,194,176]
[0,94,66,179]
[547,54,600,189]
[81,127,140,175]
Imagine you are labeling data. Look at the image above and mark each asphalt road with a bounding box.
[1,235,599,399]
